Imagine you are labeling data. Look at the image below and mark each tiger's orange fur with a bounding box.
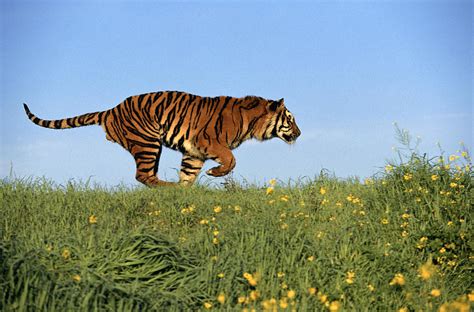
[24,91,301,186]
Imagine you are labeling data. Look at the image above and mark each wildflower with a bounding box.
[398,308,408,312]
[401,230,408,238]
[319,187,327,195]
[234,205,241,212]
[217,293,225,304]
[403,173,413,181]
[280,195,289,202]
[269,178,277,186]
[389,273,405,286]
[199,219,209,225]
[62,248,71,260]
[447,221,454,226]
[450,182,457,188]
[243,272,258,286]
[449,155,456,162]
[381,218,389,225]
[212,237,219,245]
[439,247,446,254]
[418,261,435,280]
[266,187,274,195]
[203,302,212,309]
[279,298,288,309]
[307,255,315,262]
[249,290,259,301]
[367,284,375,292]
[213,230,219,236]
[364,178,373,185]
[430,289,441,297]
[210,255,218,261]
[280,223,289,230]
[88,214,97,224]
[318,293,328,304]
[287,290,296,299]
[213,206,222,213]
[401,213,410,219]
[237,296,246,304]
[217,272,225,278]
[468,290,474,301]
[277,272,285,278]
[308,287,317,295]
[385,165,394,173]
[329,301,341,312]
[72,274,81,282]
[346,271,355,284]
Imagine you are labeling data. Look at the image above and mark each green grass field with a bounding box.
[1,141,472,311]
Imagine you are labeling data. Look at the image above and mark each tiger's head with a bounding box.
[264,98,301,144]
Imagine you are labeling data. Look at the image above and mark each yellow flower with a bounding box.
[62,248,71,260]
[430,289,441,297]
[346,271,355,284]
[418,261,435,280]
[450,182,457,188]
[381,218,389,225]
[287,290,296,299]
[447,221,454,226]
[398,308,408,312]
[234,205,241,212]
[213,206,222,213]
[389,273,405,286]
[237,296,246,304]
[269,178,277,186]
[401,213,410,219]
[308,287,317,295]
[203,302,212,309]
[266,187,274,195]
[280,195,289,202]
[72,274,81,282]
[403,173,413,181]
[199,219,209,225]
[212,237,219,245]
[318,293,328,304]
[217,272,225,278]
[468,290,474,301]
[213,230,219,236]
[329,301,341,312]
[249,290,259,301]
[367,284,375,292]
[88,214,97,224]
[319,187,327,195]
[385,165,393,173]
[243,272,258,286]
[401,230,408,238]
[439,247,446,254]
[277,272,285,278]
[217,293,225,304]
[279,298,288,309]
[307,255,315,262]
[449,154,456,162]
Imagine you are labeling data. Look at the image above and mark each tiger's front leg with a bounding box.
[179,154,204,186]
[205,144,236,177]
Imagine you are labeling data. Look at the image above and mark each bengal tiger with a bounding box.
[23,91,301,187]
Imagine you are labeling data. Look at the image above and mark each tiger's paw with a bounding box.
[206,167,227,177]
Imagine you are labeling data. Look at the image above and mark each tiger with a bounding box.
[23,91,301,187]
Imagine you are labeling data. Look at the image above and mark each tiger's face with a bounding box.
[268,99,301,144]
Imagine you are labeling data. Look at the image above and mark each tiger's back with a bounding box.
[24,90,301,186]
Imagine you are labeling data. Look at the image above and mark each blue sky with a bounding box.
[1,0,472,186]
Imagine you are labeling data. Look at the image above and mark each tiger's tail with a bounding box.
[23,103,104,129]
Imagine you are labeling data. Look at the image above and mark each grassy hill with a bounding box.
[1,146,472,311]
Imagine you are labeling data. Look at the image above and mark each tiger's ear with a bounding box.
[269,98,284,111]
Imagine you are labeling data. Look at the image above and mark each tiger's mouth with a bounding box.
[281,133,299,144]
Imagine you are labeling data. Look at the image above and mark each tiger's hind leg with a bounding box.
[179,155,204,186]
[131,143,176,187]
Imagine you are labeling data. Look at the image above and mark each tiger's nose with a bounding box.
[293,126,301,139]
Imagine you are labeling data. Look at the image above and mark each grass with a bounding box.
[1,142,472,311]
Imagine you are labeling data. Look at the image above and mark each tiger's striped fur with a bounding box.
[24,91,301,186]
